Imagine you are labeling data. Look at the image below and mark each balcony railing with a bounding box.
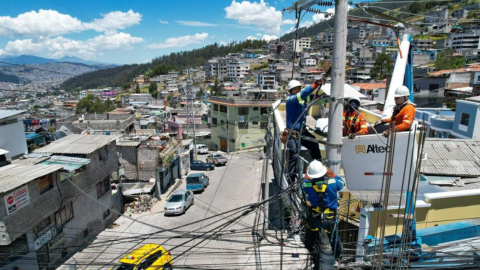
[208,96,277,105]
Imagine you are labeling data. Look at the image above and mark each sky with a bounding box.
[0,0,356,65]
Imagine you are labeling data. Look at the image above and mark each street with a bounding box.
[61,152,273,269]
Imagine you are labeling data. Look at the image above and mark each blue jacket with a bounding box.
[302,175,345,210]
[286,85,316,131]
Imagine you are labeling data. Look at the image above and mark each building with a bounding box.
[288,37,311,53]
[226,59,250,81]
[0,110,28,161]
[412,39,433,51]
[254,72,277,90]
[351,82,387,102]
[452,8,469,19]
[347,26,366,42]
[449,30,480,51]
[0,135,120,269]
[208,90,275,152]
[424,8,449,24]
[204,58,227,79]
[472,70,480,96]
[300,56,317,68]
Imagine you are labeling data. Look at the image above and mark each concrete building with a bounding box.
[226,59,250,81]
[347,26,366,42]
[452,8,469,19]
[254,72,277,90]
[413,39,433,51]
[424,8,449,25]
[472,71,480,96]
[288,38,311,53]
[0,135,120,269]
[449,30,480,51]
[300,56,317,68]
[208,90,275,152]
[0,110,28,161]
[204,58,227,79]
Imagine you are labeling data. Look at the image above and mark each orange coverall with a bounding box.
[343,111,368,136]
[385,104,416,131]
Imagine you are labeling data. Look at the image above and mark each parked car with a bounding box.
[190,160,214,171]
[196,144,209,154]
[164,190,194,215]
[186,173,209,192]
[110,244,173,270]
[206,153,228,166]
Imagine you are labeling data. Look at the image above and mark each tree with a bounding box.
[75,94,115,114]
[135,84,140,93]
[122,82,131,91]
[370,53,394,80]
[211,79,223,96]
[148,82,158,94]
[434,49,465,70]
[196,87,205,99]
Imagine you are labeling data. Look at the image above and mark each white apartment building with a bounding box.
[348,27,366,42]
[204,58,227,79]
[449,31,480,51]
[255,73,277,90]
[300,57,317,68]
[424,9,449,24]
[452,9,469,19]
[413,39,434,51]
[288,38,311,53]
[168,71,179,78]
[226,59,250,81]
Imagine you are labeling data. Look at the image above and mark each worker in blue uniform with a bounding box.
[302,160,345,260]
[285,79,324,182]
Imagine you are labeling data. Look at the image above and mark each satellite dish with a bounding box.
[55,130,68,139]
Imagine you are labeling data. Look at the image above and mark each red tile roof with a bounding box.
[351,82,386,91]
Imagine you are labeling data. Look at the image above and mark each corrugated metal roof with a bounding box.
[0,110,25,120]
[34,134,117,155]
[0,164,64,193]
[117,141,141,147]
[421,139,480,177]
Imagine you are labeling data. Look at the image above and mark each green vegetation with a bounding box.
[61,39,267,90]
[371,53,394,80]
[434,49,465,70]
[0,71,22,83]
[210,79,223,96]
[413,34,448,41]
[75,94,116,114]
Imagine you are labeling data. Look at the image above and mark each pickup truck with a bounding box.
[186,173,209,192]
[206,153,228,166]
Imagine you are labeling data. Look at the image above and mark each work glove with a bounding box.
[374,120,383,126]
[383,130,389,137]
[348,133,357,139]
[311,78,325,89]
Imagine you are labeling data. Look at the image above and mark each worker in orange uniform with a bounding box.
[375,86,416,136]
[343,97,368,139]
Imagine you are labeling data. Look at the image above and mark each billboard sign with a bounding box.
[4,185,30,215]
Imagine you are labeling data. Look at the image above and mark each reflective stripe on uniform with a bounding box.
[360,125,368,128]
[327,179,336,184]
[297,93,304,104]
[303,182,312,187]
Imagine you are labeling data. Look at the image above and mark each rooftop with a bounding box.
[34,134,117,155]
[421,138,480,177]
[0,163,64,193]
[0,110,25,120]
[351,82,387,91]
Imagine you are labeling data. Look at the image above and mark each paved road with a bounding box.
[61,152,272,270]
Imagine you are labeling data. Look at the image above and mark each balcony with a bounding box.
[208,95,277,106]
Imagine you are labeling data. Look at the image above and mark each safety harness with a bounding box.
[343,111,360,135]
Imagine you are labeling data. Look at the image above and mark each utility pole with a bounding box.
[326,0,348,175]
[186,69,197,159]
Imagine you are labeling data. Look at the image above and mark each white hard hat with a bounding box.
[307,160,327,178]
[348,97,361,107]
[394,86,410,97]
[287,80,302,91]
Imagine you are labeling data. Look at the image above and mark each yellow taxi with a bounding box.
[110,244,173,270]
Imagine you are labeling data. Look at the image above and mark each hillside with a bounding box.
[0,71,22,83]
[61,39,267,90]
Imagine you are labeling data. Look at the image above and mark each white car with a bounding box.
[164,190,194,215]
[196,144,209,154]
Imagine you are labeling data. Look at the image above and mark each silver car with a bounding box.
[164,190,194,215]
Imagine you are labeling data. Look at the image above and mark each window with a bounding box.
[252,121,259,125]
[253,107,259,111]
[460,113,470,126]
[261,107,270,115]
[38,175,53,195]
[212,118,217,125]
[213,104,218,111]
[429,84,439,91]
[220,105,227,113]
[238,122,249,129]
[96,177,111,198]
[35,216,51,234]
[238,107,249,115]
[261,122,268,129]
[55,202,74,228]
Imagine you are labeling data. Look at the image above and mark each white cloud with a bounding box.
[2,32,143,59]
[0,9,141,38]
[220,41,228,46]
[146,33,209,49]
[300,21,314,28]
[262,34,278,41]
[159,20,169,24]
[225,0,282,35]
[246,36,258,40]
[282,19,296,25]
[176,20,217,27]
[0,49,4,56]
[256,33,261,36]
[85,10,141,33]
